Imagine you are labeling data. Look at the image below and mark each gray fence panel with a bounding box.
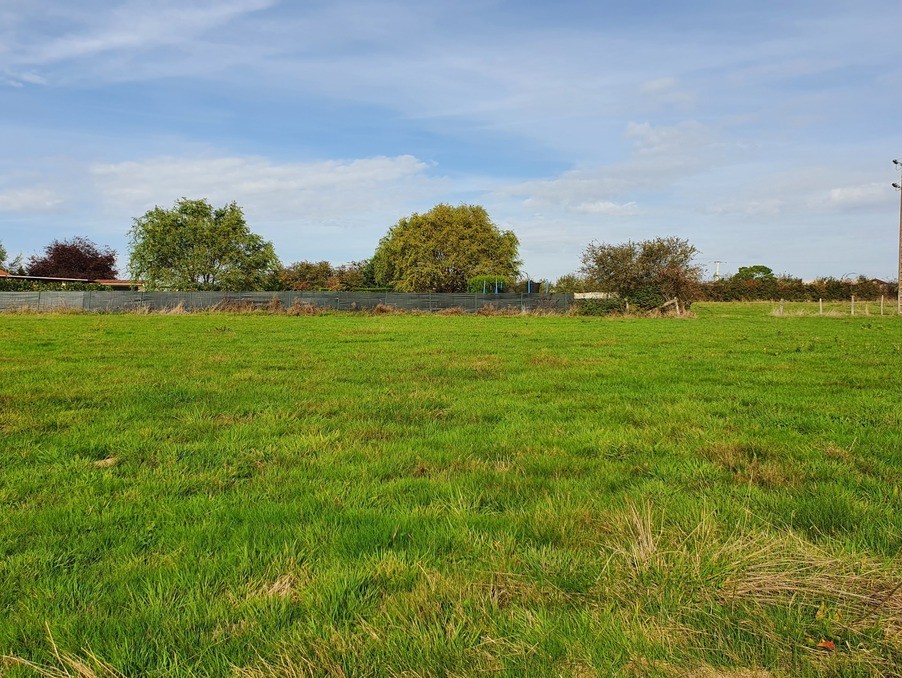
[37,291,84,310]
[0,292,41,310]
[0,291,576,313]
[85,291,145,311]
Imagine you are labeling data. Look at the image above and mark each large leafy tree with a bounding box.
[372,203,520,292]
[579,236,701,307]
[128,198,279,290]
[733,265,776,281]
[27,236,118,279]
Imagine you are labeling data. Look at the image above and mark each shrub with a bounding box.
[0,279,109,292]
[625,286,667,311]
[571,298,626,316]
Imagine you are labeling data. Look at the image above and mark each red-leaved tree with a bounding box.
[27,237,118,279]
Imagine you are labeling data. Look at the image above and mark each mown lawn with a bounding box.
[0,304,899,676]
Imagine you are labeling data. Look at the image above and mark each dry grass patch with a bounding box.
[700,444,796,488]
[2,627,124,678]
[622,659,771,677]
[285,300,322,316]
[602,503,902,673]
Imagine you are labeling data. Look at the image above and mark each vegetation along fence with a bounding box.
[0,291,574,313]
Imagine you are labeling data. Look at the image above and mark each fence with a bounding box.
[772,296,901,316]
[0,290,574,313]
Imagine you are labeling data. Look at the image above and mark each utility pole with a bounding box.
[894,160,902,314]
[713,261,723,281]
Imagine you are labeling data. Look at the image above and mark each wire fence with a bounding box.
[770,297,901,316]
[0,290,574,313]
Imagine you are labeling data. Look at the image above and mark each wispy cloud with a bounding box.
[17,0,276,64]
[90,154,434,215]
[826,182,888,210]
[497,121,725,212]
[0,187,64,212]
[88,153,445,261]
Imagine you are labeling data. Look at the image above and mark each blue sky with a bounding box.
[1,0,901,280]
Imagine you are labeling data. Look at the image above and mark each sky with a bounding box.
[1,0,901,281]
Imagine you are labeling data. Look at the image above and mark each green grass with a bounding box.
[0,304,899,676]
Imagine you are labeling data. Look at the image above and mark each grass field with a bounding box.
[1,304,900,676]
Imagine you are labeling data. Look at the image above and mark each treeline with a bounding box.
[2,200,897,300]
[697,275,897,302]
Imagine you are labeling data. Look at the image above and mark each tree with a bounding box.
[733,265,775,281]
[27,237,118,279]
[279,260,335,290]
[553,273,594,293]
[372,204,520,292]
[0,241,6,269]
[278,259,377,291]
[128,198,279,290]
[579,236,701,308]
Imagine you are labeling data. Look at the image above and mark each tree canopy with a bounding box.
[128,198,279,290]
[733,265,776,281]
[27,237,118,279]
[372,204,520,292]
[0,241,6,270]
[579,236,701,307]
[279,259,375,291]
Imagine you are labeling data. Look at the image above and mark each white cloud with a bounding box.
[705,199,785,217]
[90,154,434,216]
[88,153,446,261]
[19,0,276,65]
[639,77,694,108]
[571,201,639,216]
[0,187,64,212]
[625,120,713,156]
[497,121,723,213]
[826,182,887,210]
[641,77,678,94]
